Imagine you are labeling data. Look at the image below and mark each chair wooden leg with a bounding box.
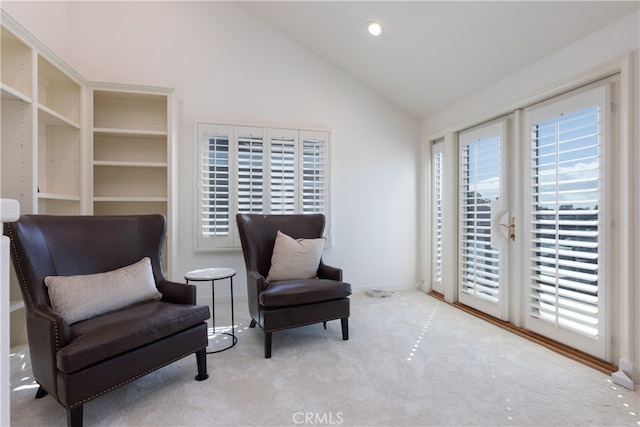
[323,321,327,329]
[341,317,349,340]
[67,406,83,427]
[265,332,272,359]
[35,385,48,399]
[195,348,209,381]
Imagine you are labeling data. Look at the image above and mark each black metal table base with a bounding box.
[207,332,238,354]
[185,269,236,354]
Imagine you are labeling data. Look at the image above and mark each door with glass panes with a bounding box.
[453,82,611,360]
[522,83,610,359]
[458,120,511,320]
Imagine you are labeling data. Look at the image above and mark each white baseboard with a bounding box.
[611,359,636,390]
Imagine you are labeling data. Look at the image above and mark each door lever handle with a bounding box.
[499,217,515,241]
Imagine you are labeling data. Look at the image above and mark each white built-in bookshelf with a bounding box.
[1,11,177,358]
[90,86,176,269]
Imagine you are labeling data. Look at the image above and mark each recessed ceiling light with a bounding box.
[367,21,383,37]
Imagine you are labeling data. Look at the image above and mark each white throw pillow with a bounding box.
[44,257,162,324]
[267,230,325,282]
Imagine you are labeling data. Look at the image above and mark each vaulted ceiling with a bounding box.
[240,1,639,118]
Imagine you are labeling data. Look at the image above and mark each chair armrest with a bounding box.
[246,269,265,322]
[26,305,71,394]
[157,279,196,305]
[247,269,266,293]
[318,261,343,281]
[30,304,71,349]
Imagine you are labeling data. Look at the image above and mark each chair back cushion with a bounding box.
[236,214,325,278]
[5,214,167,312]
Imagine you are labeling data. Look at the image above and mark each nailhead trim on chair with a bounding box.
[7,227,63,351]
[8,226,208,410]
[66,345,208,409]
[7,227,35,309]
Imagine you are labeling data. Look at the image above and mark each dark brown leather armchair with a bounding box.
[5,214,210,427]
[236,214,351,358]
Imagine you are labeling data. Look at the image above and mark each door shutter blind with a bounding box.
[529,104,602,338]
[460,135,502,304]
[432,141,444,287]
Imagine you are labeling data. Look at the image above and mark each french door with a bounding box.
[523,83,610,358]
[458,120,510,320]
[454,82,611,359]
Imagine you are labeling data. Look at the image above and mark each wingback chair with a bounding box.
[236,214,351,358]
[4,214,210,427]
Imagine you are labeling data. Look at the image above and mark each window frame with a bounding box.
[195,122,331,250]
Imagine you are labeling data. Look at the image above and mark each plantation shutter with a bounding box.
[527,85,608,346]
[300,130,329,215]
[236,127,264,214]
[197,123,233,247]
[269,129,297,214]
[459,133,502,304]
[197,123,330,249]
[432,140,444,291]
[529,107,600,337]
[458,120,508,319]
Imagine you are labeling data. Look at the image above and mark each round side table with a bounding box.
[185,267,237,353]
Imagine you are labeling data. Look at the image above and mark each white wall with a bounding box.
[1,1,70,59]
[1,1,420,295]
[420,10,640,134]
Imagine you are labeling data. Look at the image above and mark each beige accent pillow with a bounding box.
[267,230,325,282]
[44,257,162,324]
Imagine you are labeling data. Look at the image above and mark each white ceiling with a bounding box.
[240,1,639,118]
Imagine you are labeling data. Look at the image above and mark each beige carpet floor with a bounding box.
[9,290,640,426]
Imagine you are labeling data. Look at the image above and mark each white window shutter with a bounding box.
[236,126,265,215]
[197,123,233,248]
[196,124,330,249]
[300,130,329,215]
[269,128,298,214]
